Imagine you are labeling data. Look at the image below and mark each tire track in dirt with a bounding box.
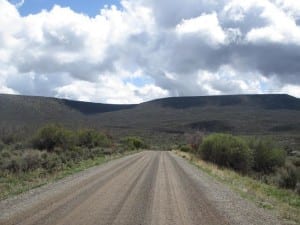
[0,151,281,225]
[1,153,146,225]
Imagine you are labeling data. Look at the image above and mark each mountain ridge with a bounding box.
[0,93,299,148]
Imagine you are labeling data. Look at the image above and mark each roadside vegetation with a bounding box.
[175,150,300,224]
[180,133,299,193]
[121,136,148,151]
[0,124,147,200]
[177,132,300,224]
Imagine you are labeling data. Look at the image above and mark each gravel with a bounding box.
[0,151,282,225]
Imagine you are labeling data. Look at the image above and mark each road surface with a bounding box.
[0,151,280,225]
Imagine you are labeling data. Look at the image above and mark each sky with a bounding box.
[0,0,300,103]
[13,0,121,16]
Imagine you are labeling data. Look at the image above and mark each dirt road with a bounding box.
[0,151,280,225]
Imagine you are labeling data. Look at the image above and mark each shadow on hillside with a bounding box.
[62,100,137,115]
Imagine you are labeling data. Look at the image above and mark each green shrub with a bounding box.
[1,150,11,158]
[200,133,253,173]
[121,136,147,151]
[290,157,300,167]
[32,124,75,151]
[1,156,23,173]
[0,141,5,151]
[296,183,300,195]
[90,147,104,157]
[276,162,299,189]
[1,133,18,145]
[8,158,22,173]
[185,131,205,152]
[22,150,42,171]
[41,152,63,172]
[0,149,43,173]
[1,125,116,175]
[249,138,286,173]
[180,144,192,152]
[77,129,111,148]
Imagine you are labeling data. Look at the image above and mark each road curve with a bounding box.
[0,151,280,225]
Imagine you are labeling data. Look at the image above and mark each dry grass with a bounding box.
[174,150,300,225]
[0,151,138,201]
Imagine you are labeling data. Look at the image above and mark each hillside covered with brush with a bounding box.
[0,94,299,148]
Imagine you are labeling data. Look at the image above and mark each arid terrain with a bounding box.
[1,0,300,224]
[1,94,300,148]
[0,151,281,225]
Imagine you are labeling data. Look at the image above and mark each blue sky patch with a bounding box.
[14,0,121,16]
[125,76,154,87]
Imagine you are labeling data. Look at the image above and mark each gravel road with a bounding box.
[0,151,281,225]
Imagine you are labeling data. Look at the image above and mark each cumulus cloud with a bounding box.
[176,13,226,45]
[55,75,169,104]
[0,0,299,103]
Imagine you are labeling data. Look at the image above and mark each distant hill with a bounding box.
[0,94,136,137]
[0,94,299,148]
[148,94,300,110]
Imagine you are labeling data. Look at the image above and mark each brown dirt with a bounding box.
[0,151,281,225]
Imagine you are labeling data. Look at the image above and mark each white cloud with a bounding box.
[280,84,300,98]
[273,0,300,19]
[55,74,169,104]
[196,66,263,95]
[0,70,18,94]
[0,85,17,94]
[176,13,226,45]
[0,0,300,103]
[240,0,300,44]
